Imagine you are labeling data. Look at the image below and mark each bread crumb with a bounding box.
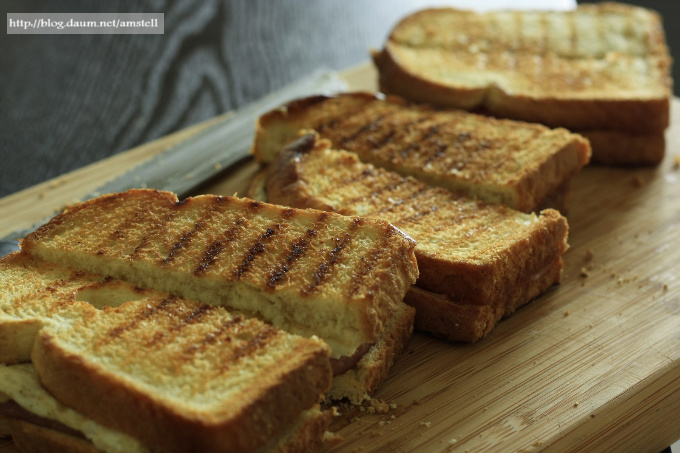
[663,283,669,292]
[389,403,397,410]
[673,155,680,169]
[449,438,457,444]
[420,421,432,428]
[369,399,390,414]
[580,267,589,278]
[350,416,361,423]
[591,413,596,418]
[413,399,423,406]
[574,402,580,407]
[533,440,543,446]
[214,162,222,170]
[564,310,570,316]
[632,174,644,187]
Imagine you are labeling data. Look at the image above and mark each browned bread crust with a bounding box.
[405,255,562,342]
[20,189,418,359]
[7,407,333,453]
[262,134,569,341]
[577,130,666,166]
[9,419,102,453]
[31,298,332,453]
[373,3,672,164]
[252,92,590,213]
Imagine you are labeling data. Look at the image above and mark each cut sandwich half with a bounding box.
[252,92,590,213]
[18,192,419,403]
[254,134,569,342]
[0,252,335,453]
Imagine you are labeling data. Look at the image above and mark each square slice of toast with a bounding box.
[252,92,590,213]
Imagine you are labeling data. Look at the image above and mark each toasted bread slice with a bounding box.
[29,296,331,453]
[252,92,590,213]
[261,134,569,341]
[373,4,671,164]
[0,252,157,364]
[20,190,418,359]
[1,364,333,453]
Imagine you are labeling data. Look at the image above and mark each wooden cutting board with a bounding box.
[1,63,679,453]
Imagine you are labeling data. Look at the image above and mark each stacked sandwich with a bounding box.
[372,3,672,165]
[0,191,420,452]
[250,92,585,342]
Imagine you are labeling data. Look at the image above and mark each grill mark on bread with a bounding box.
[130,212,176,259]
[12,277,77,310]
[144,304,216,348]
[367,184,430,216]
[393,204,440,227]
[218,326,279,373]
[266,212,328,289]
[98,297,175,346]
[194,216,246,274]
[181,314,244,359]
[347,227,396,297]
[339,111,399,146]
[162,200,224,265]
[340,180,407,208]
[234,224,280,278]
[100,207,146,246]
[315,98,376,134]
[398,118,440,158]
[302,233,352,295]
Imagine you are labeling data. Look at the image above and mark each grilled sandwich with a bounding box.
[18,190,418,403]
[372,3,672,165]
[252,92,590,213]
[254,134,569,342]
[0,252,334,453]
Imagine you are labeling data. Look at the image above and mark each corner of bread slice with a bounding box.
[0,251,176,365]
[373,41,489,111]
[0,252,103,364]
[30,297,333,453]
[20,186,418,361]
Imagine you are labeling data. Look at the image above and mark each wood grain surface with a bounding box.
[1,62,679,453]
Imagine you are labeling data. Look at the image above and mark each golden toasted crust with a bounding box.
[9,419,102,453]
[8,408,333,453]
[405,256,562,342]
[373,4,671,163]
[264,135,569,341]
[31,298,332,453]
[577,130,666,166]
[252,92,590,213]
[20,190,418,358]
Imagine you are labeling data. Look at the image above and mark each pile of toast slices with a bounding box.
[0,3,670,453]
